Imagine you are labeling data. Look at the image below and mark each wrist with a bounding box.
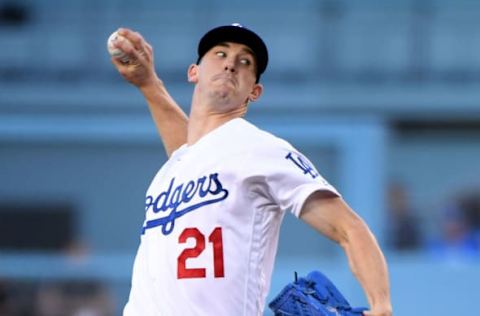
[368,303,392,316]
[139,74,163,90]
[139,76,167,98]
[138,76,179,111]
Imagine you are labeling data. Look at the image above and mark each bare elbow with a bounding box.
[337,215,371,250]
[300,194,372,246]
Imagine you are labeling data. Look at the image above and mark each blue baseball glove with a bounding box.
[268,271,367,316]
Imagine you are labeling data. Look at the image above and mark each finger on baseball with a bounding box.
[130,33,152,63]
[117,29,146,52]
[110,56,127,70]
[128,31,146,50]
[110,30,133,52]
[115,38,140,60]
[117,27,133,37]
[123,30,152,59]
[117,28,144,52]
[145,42,153,55]
[114,32,150,63]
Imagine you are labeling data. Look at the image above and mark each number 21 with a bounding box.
[177,227,224,279]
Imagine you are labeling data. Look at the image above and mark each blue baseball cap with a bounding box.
[197,23,269,82]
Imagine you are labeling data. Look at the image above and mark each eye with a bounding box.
[239,58,252,66]
[216,51,226,58]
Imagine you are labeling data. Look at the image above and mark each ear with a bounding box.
[187,64,199,83]
[248,83,264,102]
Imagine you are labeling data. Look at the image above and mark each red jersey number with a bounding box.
[177,227,225,279]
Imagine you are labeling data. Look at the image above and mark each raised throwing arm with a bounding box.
[110,28,188,157]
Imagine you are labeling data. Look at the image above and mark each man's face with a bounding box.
[191,42,262,110]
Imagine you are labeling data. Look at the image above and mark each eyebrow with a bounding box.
[216,42,255,58]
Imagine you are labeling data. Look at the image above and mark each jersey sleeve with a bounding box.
[246,141,340,218]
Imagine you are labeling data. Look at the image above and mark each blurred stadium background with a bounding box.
[1,0,480,315]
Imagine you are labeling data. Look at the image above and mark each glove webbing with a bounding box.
[269,271,367,316]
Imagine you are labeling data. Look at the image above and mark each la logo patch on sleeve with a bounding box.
[285,152,319,179]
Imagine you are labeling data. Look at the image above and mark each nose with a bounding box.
[224,59,236,73]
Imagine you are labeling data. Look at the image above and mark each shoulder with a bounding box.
[227,119,321,176]
[227,118,294,152]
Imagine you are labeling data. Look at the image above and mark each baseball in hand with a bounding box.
[107,31,130,63]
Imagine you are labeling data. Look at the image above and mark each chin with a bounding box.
[209,88,234,103]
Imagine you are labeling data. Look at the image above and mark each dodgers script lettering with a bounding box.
[142,173,229,235]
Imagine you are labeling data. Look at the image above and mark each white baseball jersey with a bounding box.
[124,118,339,316]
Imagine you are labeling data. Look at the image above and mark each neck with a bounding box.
[187,96,248,145]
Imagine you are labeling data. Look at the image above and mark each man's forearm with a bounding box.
[109,28,189,157]
[341,219,392,314]
[140,78,188,157]
[299,193,392,315]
